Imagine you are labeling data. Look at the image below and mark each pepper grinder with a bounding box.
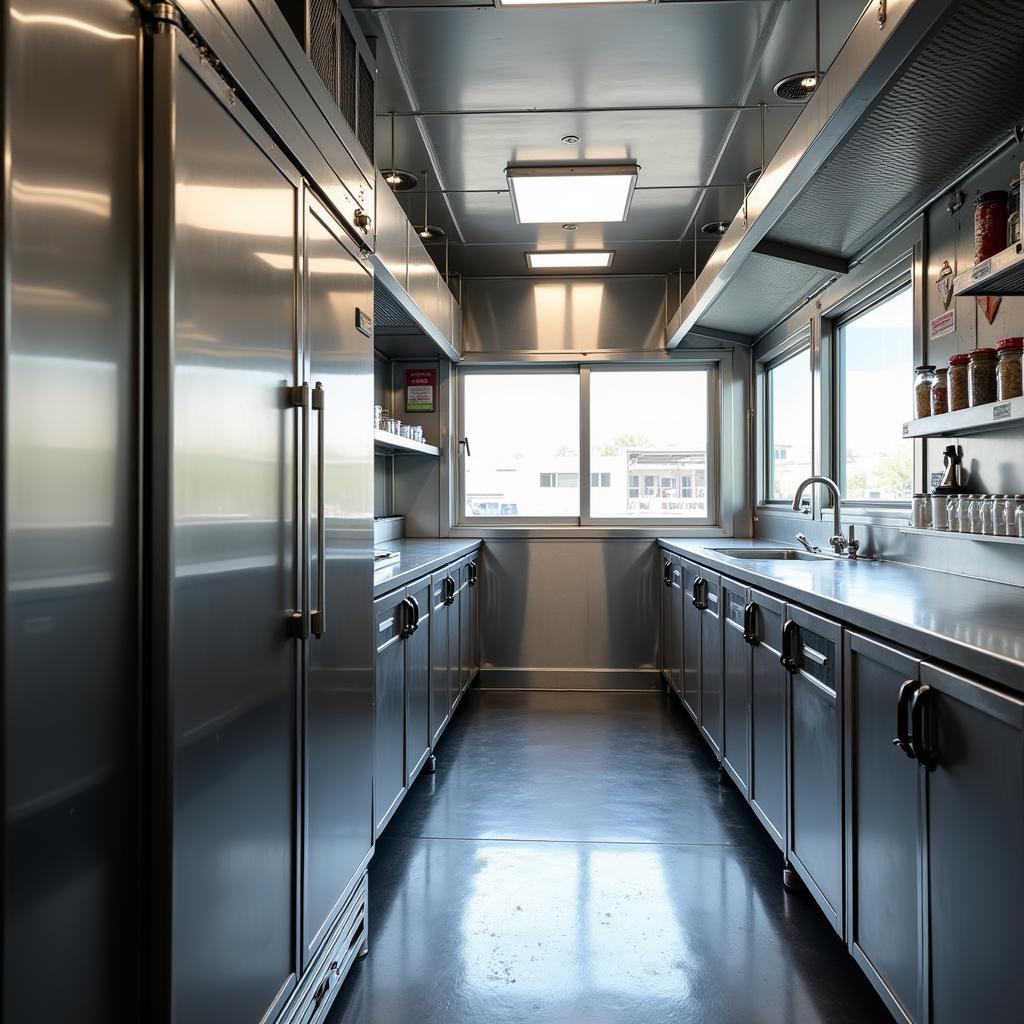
[930,445,965,530]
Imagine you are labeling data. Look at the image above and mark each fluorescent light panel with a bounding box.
[506,164,638,224]
[527,251,614,269]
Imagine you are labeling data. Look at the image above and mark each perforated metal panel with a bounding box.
[699,253,831,336]
[357,56,375,161]
[339,20,357,131]
[373,281,417,331]
[770,0,1024,258]
[307,0,337,101]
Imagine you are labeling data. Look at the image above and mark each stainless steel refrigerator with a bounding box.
[147,24,375,1024]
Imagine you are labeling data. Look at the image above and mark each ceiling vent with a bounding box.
[773,71,820,103]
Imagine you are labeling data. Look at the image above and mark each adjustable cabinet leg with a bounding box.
[423,754,437,775]
[717,764,727,785]
[783,861,804,892]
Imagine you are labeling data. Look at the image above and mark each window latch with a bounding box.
[459,437,471,457]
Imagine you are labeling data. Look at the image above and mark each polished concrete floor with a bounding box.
[328,689,887,1024]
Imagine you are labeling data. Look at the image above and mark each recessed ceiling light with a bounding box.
[701,221,730,236]
[497,0,654,6]
[774,71,820,102]
[382,168,419,191]
[561,134,581,145]
[418,225,446,241]
[526,250,614,269]
[506,163,639,224]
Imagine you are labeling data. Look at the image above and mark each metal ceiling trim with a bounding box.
[376,12,467,243]
[667,0,959,349]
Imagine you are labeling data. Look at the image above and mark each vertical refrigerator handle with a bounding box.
[289,383,311,640]
[311,382,326,638]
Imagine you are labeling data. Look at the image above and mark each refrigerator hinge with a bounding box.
[288,612,310,641]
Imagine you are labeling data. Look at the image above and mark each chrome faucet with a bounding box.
[791,476,857,557]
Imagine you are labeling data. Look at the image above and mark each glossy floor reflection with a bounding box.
[328,690,886,1024]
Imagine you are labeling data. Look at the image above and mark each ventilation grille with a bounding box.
[339,19,357,131]
[357,56,375,160]
[373,282,416,331]
[307,0,337,99]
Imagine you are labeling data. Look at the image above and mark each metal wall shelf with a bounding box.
[902,396,1024,439]
[954,243,1024,297]
[373,430,440,457]
[901,527,1024,546]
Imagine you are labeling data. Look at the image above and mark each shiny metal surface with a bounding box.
[328,690,887,1024]
[374,590,408,837]
[374,171,410,290]
[2,1,140,1019]
[359,1,866,278]
[721,579,751,797]
[711,547,825,561]
[374,538,481,596]
[680,558,702,722]
[405,576,432,781]
[477,540,659,691]
[662,539,1024,697]
[154,36,301,1022]
[699,571,724,757]
[302,193,375,965]
[429,569,451,744]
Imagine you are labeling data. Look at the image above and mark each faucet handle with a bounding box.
[846,524,860,559]
[829,533,848,555]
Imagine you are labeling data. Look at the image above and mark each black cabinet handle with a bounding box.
[399,597,416,638]
[692,577,708,610]
[408,595,421,633]
[891,679,918,758]
[742,602,757,646]
[444,576,456,605]
[779,618,799,672]
[664,560,673,588]
[468,561,477,586]
[909,684,936,771]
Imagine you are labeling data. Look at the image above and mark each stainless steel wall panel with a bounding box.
[3,2,141,1020]
[302,193,374,967]
[374,172,411,292]
[407,222,441,329]
[477,540,660,690]
[462,276,666,355]
[150,33,301,1023]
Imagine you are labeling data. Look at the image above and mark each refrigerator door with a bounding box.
[150,31,301,1024]
[301,191,375,967]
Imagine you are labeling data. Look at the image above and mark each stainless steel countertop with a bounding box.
[374,538,482,598]
[659,538,1024,696]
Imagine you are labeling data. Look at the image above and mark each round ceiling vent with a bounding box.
[382,168,419,191]
[773,71,820,103]
[701,220,730,237]
[417,225,446,241]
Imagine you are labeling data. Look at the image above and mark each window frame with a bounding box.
[454,360,720,529]
[760,333,813,506]
[830,272,915,512]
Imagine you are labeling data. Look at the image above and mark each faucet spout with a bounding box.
[792,476,847,554]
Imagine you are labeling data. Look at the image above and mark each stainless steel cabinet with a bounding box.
[374,591,409,837]
[458,560,472,698]
[845,635,1024,1024]
[784,605,844,936]
[668,557,684,698]
[749,589,787,851]
[462,558,480,693]
[405,577,433,783]
[660,557,673,684]
[721,579,751,798]
[844,632,923,1024]
[448,567,462,716]
[680,559,702,724]
[698,571,724,758]
[430,570,452,745]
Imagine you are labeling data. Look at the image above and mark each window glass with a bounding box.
[463,373,579,517]
[766,347,812,501]
[838,286,914,502]
[588,370,709,519]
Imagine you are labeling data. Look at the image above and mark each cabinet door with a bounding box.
[660,555,673,683]
[680,559,702,725]
[699,571,723,758]
[786,605,844,936]
[721,579,751,797]
[669,558,683,698]
[467,557,480,680]
[749,589,787,851]
[405,578,432,784]
[921,664,1024,1024]
[374,593,407,837]
[459,561,472,696]
[845,632,923,1024]
[302,192,375,968]
[448,568,461,715]
[429,571,450,745]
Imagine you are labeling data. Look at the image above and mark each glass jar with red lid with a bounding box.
[948,353,970,411]
[976,191,1010,263]
[996,337,1023,400]
[968,348,998,406]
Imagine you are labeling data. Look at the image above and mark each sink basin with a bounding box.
[711,547,829,561]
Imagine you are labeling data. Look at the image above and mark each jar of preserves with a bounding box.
[996,337,1023,400]
[914,365,936,418]
[1009,176,1021,247]
[948,353,970,411]
[930,367,949,415]
[968,348,998,406]
[975,190,1009,263]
